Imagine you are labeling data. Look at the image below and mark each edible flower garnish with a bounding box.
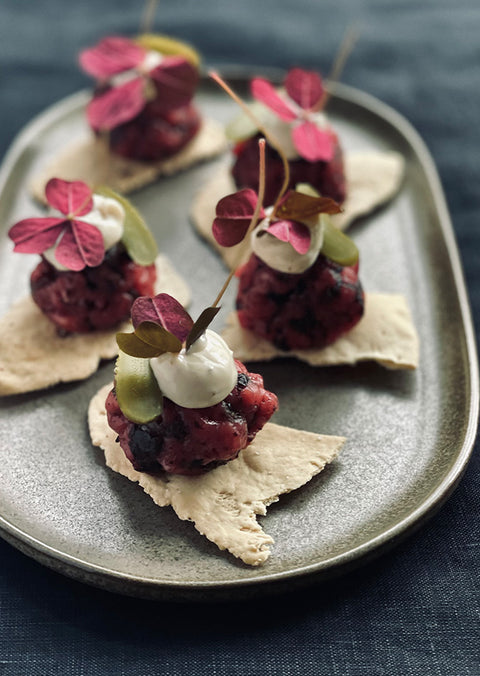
[225,27,358,165]
[8,179,158,271]
[210,72,356,264]
[212,189,266,247]
[251,68,335,162]
[118,294,194,358]
[8,179,104,271]
[79,35,199,132]
[212,185,348,259]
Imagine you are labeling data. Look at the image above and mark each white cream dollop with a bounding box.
[251,208,327,274]
[139,50,164,73]
[43,193,125,270]
[149,329,238,409]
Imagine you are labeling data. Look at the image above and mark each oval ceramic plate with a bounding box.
[0,75,478,601]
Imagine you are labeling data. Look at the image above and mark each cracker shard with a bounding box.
[0,255,190,396]
[190,150,405,269]
[88,384,345,566]
[30,118,228,201]
[222,294,419,370]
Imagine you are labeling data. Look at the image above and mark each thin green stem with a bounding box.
[140,0,158,34]
[318,24,359,111]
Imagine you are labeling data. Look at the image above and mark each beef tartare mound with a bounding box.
[232,132,346,208]
[106,359,278,475]
[31,245,156,335]
[236,253,364,351]
[108,101,201,162]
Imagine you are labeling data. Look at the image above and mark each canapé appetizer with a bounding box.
[0,179,189,395]
[88,153,345,565]
[214,186,363,351]
[79,34,202,162]
[214,184,418,369]
[31,34,227,200]
[106,293,279,475]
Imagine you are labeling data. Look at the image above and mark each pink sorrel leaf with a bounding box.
[131,293,194,342]
[251,77,297,122]
[212,189,265,247]
[292,120,335,162]
[284,68,323,110]
[56,222,104,270]
[54,221,105,271]
[265,219,311,254]
[86,77,146,131]
[71,220,105,266]
[8,217,65,254]
[149,57,199,111]
[53,229,84,271]
[79,36,145,80]
[45,178,93,217]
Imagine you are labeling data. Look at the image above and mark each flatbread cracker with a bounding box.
[31,118,228,202]
[190,151,405,269]
[0,254,189,396]
[88,383,345,566]
[222,294,419,370]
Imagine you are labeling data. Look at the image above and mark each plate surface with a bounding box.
[0,76,478,601]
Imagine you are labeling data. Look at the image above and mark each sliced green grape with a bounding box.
[136,33,200,68]
[115,350,163,424]
[321,216,359,266]
[95,186,158,266]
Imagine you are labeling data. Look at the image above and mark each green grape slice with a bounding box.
[136,33,200,68]
[95,186,158,266]
[115,350,163,424]
[321,216,359,266]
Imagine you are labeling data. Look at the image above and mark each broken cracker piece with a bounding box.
[0,255,189,396]
[190,151,405,269]
[31,118,228,202]
[88,383,345,566]
[222,294,419,370]
[331,151,405,230]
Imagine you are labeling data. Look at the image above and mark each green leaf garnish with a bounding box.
[116,332,161,359]
[321,216,359,266]
[136,33,201,68]
[95,185,158,265]
[296,183,320,197]
[274,190,342,221]
[115,350,163,424]
[136,321,183,352]
[186,306,221,350]
[117,321,182,358]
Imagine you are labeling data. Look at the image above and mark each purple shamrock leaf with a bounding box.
[212,189,265,247]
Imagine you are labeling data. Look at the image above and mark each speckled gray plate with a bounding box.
[0,75,478,602]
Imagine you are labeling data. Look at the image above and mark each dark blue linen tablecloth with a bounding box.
[1,1,479,674]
